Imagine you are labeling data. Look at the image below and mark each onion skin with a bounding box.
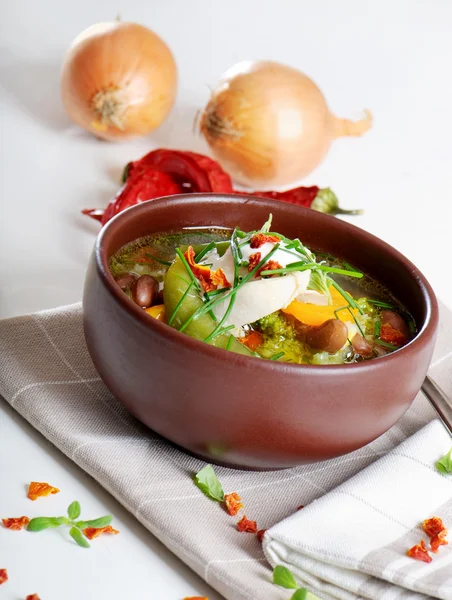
[200,60,372,187]
[61,22,177,141]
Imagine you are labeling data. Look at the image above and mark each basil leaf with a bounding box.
[69,526,90,548]
[194,464,224,502]
[67,501,81,521]
[75,515,112,529]
[436,447,452,474]
[291,589,308,600]
[273,565,299,590]
[27,517,62,532]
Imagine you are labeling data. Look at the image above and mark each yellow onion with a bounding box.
[61,22,177,141]
[200,60,372,187]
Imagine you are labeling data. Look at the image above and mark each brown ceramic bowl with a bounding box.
[83,194,438,469]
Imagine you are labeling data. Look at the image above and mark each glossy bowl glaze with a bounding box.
[83,195,438,469]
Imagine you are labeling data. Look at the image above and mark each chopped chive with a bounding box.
[194,241,216,263]
[330,280,364,315]
[343,261,360,273]
[408,319,416,334]
[367,299,394,309]
[261,264,363,278]
[376,340,398,350]
[168,281,195,326]
[270,352,285,361]
[205,288,228,299]
[235,228,247,238]
[347,307,364,336]
[206,324,236,342]
[374,320,381,338]
[144,253,172,266]
[175,248,201,292]
[226,335,235,350]
[260,264,314,276]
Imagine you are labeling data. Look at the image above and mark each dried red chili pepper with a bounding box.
[423,517,446,538]
[0,569,7,585]
[83,525,119,540]
[27,481,60,501]
[26,595,41,600]
[431,530,448,553]
[407,540,432,563]
[2,516,30,530]
[250,186,362,215]
[224,492,244,516]
[380,323,407,346]
[296,505,305,511]
[239,331,264,352]
[249,233,281,249]
[256,529,267,543]
[247,252,261,272]
[237,515,257,533]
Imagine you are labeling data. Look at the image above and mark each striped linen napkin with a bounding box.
[0,302,451,600]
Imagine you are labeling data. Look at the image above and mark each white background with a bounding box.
[1,1,451,599]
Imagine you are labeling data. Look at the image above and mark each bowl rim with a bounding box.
[92,193,439,373]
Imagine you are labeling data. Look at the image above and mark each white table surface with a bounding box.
[1,1,452,598]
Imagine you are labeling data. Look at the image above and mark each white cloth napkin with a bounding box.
[264,420,452,600]
[0,301,451,600]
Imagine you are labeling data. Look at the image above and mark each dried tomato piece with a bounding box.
[26,595,41,600]
[407,540,432,563]
[0,569,7,584]
[224,492,243,516]
[380,323,407,346]
[257,529,267,543]
[83,525,120,540]
[256,260,283,278]
[27,482,60,501]
[237,515,257,533]
[247,252,261,272]
[239,331,264,352]
[431,530,448,553]
[2,516,30,530]
[249,233,281,249]
[422,517,446,538]
[184,247,231,292]
[210,268,231,289]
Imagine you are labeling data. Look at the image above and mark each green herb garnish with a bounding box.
[375,340,398,350]
[194,241,216,263]
[226,335,235,350]
[330,280,364,315]
[367,299,394,309]
[374,320,381,338]
[272,566,310,600]
[175,248,201,292]
[261,264,363,278]
[270,352,285,361]
[168,281,195,326]
[27,501,113,549]
[144,253,172,266]
[194,465,224,502]
[436,447,452,474]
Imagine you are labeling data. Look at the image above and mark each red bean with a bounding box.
[305,319,348,353]
[131,275,159,308]
[352,334,373,357]
[115,273,138,290]
[380,310,409,337]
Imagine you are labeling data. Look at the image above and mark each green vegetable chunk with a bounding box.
[436,447,452,474]
[163,255,251,356]
[194,464,224,502]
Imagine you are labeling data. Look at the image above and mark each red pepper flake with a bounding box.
[239,330,264,352]
[27,482,60,501]
[296,505,304,511]
[380,323,407,346]
[423,517,446,538]
[237,515,257,533]
[0,569,7,584]
[224,492,243,516]
[256,260,283,278]
[407,540,432,563]
[184,247,231,292]
[83,525,120,540]
[2,516,30,530]
[257,529,267,543]
[183,597,208,600]
[431,530,448,553]
[247,252,261,272]
[250,233,281,249]
[26,595,41,600]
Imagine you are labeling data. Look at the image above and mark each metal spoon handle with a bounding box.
[422,376,452,436]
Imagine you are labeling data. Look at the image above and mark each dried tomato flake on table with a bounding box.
[256,529,267,543]
[2,516,30,530]
[26,594,41,600]
[27,482,60,501]
[0,569,7,584]
[237,515,258,534]
[224,492,243,516]
[422,516,446,538]
[83,525,120,540]
[249,233,281,249]
[407,540,432,563]
[431,530,448,553]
